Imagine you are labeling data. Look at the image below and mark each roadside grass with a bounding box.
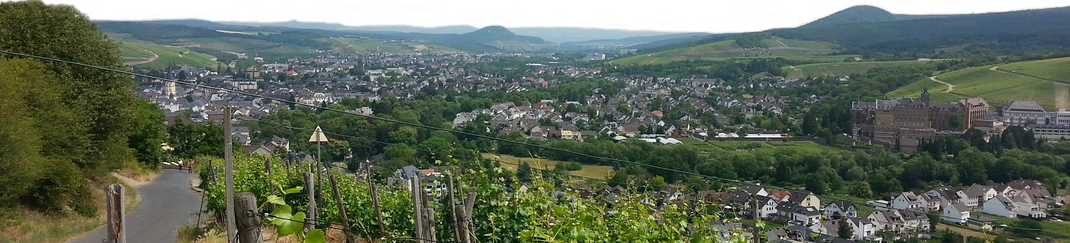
[482,153,615,180]
[0,170,146,243]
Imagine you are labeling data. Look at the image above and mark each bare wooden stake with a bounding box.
[105,184,126,243]
[235,192,263,243]
[368,177,386,236]
[329,174,355,243]
[224,106,236,241]
[304,172,317,232]
[410,177,425,243]
[449,177,459,243]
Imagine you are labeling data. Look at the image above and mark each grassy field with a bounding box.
[972,212,1070,241]
[784,60,935,79]
[319,37,456,54]
[119,41,221,69]
[888,64,1066,110]
[999,57,1070,83]
[611,36,845,65]
[482,153,615,180]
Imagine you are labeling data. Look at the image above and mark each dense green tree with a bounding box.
[388,126,418,145]
[517,162,533,183]
[127,99,166,168]
[1,0,138,175]
[847,181,873,198]
[609,171,629,187]
[648,175,667,189]
[837,218,853,239]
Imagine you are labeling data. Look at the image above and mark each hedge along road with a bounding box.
[68,169,203,243]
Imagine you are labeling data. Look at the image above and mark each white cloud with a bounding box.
[23,0,1070,33]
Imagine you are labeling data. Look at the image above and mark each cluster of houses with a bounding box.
[880,179,1062,226]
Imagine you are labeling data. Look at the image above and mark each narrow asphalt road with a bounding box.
[69,169,202,243]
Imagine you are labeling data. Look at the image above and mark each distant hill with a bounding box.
[774,6,1070,52]
[220,20,354,31]
[621,5,1070,64]
[510,27,683,43]
[561,33,711,47]
[612,36,842,65]
[799,5,944,28]
[456,26,545,44]
[348,25,479,34]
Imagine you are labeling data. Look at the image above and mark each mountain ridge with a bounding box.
[800,5,945,28]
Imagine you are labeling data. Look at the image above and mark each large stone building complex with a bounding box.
[851,88,990,146]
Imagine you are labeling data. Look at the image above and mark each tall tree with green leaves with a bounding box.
[1,0,138,175]
[837,218,853,239]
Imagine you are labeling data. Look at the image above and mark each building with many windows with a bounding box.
[851,88,990,146]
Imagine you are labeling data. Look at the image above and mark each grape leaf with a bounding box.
[304,229,326,243]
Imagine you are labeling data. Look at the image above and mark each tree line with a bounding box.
[0,0,165,214]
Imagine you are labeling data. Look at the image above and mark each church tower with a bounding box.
[164,80,177,99]
[920,86,930,106]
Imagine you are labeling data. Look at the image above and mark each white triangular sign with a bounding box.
[309,126,329,142]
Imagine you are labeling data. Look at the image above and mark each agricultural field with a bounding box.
[999,57,1070,83]
[611,36,845,65]
[118,41,220,69]
[169,37,317,57]
[482,153,615,180]
[783,60,934,79]
[319,37,456,54]
[888,64,1068,110]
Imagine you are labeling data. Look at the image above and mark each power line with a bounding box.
[0,49,727,186]
[6,50,1048,237]
[242,117,611,183]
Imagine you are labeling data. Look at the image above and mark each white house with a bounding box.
[789,191,821,208]
[891,192,926,210]
[848,217,877,241]
[792,206,822,226]
[963,184,997,208]
[942,202,970,224]
[982,195,1018,218]
[926,187,966,206]
[741,184,769,197]
[759,197,780,219]
[825,200,858,219]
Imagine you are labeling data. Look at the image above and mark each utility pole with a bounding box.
[224,106,236,242]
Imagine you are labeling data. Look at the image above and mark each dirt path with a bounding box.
[929,76,955,93]
[1055,83,1070,109]
[936,224,992,239]
[122,48,158,66]
[774,39,789,48]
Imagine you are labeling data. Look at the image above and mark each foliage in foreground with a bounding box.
[0,0,165,212]
[201,153,750,242]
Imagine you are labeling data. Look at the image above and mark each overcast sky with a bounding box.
[28,0,1070,33]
